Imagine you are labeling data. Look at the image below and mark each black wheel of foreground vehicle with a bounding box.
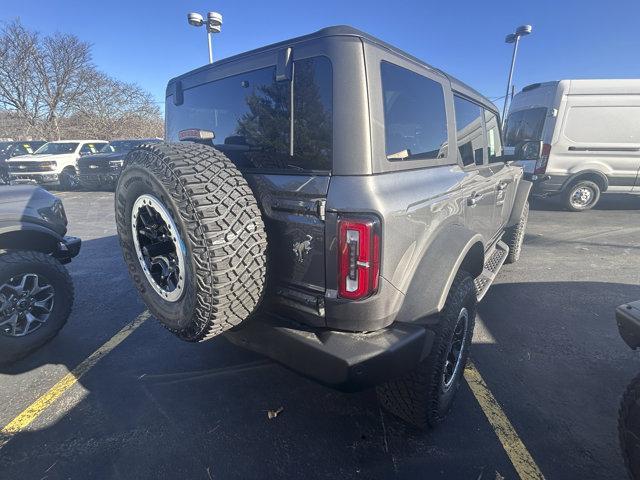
[59,167,80,191]
[115,142,268,342]
[563,179,601,211]
[0,251,74,366]
[619,373,640,480]
[377,270,476,429]
[503,201,529,264]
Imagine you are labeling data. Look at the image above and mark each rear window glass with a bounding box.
[564,106,640,143]
[504,107,547,146]
[166,56,332,172]
[381,62,448,161]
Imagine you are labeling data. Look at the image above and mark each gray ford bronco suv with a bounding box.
[115,26,531,428]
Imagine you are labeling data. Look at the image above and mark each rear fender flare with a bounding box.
[395,225,483,325]
[506,180,532,227]
[562,170,609,192]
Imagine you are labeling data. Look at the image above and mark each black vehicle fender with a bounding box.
[506,179,532,228]
[0,221,63,254]
[561,170,609,193]
[395,224,483,325]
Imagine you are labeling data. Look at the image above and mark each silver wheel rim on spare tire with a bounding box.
[131,194,186,302]
[570,186,594,209]
[442,307,470,391]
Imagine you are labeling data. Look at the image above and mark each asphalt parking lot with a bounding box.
[0,191,639,479]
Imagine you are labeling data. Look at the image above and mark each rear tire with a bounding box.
[115,142,267,342]
[0,251,74,366]
[563,180,601,211]
[619,373,640,480]
[503,201,528,264]
[377,270,477,429]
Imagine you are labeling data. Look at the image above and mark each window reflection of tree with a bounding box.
[234,60,332,171]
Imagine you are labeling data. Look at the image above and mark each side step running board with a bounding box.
[474,240,509,301]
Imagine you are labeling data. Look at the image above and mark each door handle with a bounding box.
[467,193,483,206]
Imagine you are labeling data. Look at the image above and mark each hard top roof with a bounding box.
[168,25,497,112]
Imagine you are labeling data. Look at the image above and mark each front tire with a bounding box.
[563,180,601,211]
[619,374,640,480]
[59,167,80,191]
[0,251,74,366]
[377,270,477,429]
[115,142,267,342]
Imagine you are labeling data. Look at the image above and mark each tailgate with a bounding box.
[244,173,329,323]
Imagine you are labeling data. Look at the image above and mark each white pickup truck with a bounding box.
[7,140,108,189]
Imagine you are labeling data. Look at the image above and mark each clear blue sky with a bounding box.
[3,0,639,112]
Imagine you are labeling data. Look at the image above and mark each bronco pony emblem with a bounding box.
[293,235,313,263]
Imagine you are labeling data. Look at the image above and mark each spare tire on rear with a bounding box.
[115,142,267,342]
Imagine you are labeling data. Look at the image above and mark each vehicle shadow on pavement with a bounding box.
[531,193,639,211]
[475,280,640,480]
[0,237,519,479]
[2,229,638,479]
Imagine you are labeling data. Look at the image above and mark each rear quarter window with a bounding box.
[381,62,448,162]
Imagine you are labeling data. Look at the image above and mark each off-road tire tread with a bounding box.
[376,270,476,429]
[504,201,529,264]
[618,373,640,480]
[0,250,74,365]
[116,142,267,342]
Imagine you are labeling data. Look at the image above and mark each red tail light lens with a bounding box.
[338,217,381,300]
[534,143,551,174]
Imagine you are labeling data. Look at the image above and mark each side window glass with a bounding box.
[484,110,503,163]
[381,62,448,162]
[453,95,484,167]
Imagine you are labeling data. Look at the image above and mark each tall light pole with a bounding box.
[187,11,223,64]
[501,25,532,126]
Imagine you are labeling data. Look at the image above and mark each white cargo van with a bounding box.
[505,80,640,210]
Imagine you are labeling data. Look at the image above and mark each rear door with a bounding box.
[165,54,333,321]
[484,109,519,231]
[453,94,498,243]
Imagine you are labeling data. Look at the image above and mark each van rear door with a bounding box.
[165,54,334,323]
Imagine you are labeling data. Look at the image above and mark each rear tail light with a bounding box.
[338,216,381,300]
[534,143,551,174]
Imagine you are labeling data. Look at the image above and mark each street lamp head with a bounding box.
[187,12,204,27]
[516,25,533,36]
[505,33,517,44]
[207,12,223,33]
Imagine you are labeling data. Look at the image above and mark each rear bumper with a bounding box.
[53,236,82,264]
[617,300,640,350]
[225,313,433,391]
[523,173,564,197]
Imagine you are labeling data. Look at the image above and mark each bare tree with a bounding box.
[31,31,93,139]
[67,70,163,139]
[0,20,41,136]
[0,19,163,141]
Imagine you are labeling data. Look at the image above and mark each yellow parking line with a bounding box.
[0,311,150,449]
[464,361,545,480]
